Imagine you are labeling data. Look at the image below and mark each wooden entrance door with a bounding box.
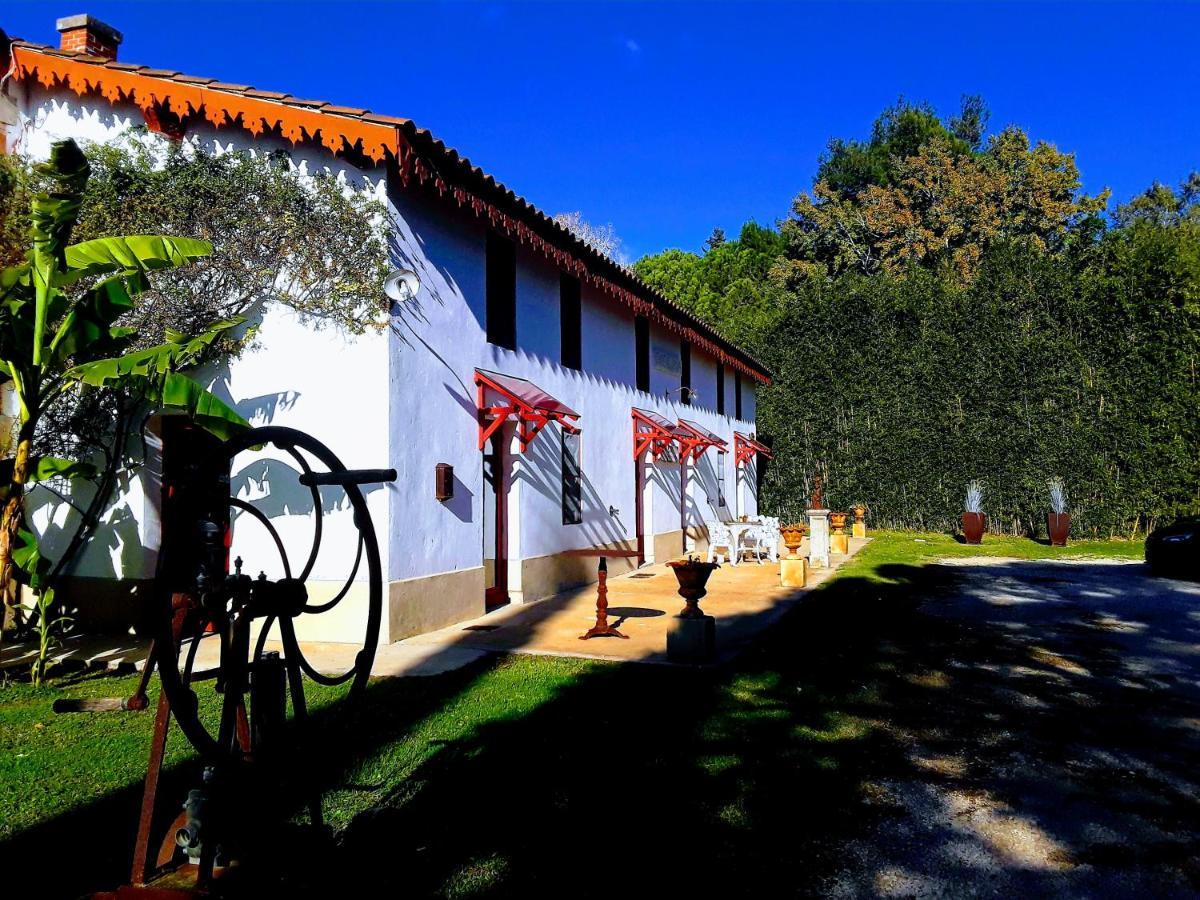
[483,433,509,609]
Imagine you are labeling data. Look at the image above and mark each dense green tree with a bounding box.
[633,95,1197,536]
[634,221,786,345]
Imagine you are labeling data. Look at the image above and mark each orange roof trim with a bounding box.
[10,45,404,162]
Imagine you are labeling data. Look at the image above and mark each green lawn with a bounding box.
[0,531,1161,896]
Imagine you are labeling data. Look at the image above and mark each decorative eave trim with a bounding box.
[10,46,402,163]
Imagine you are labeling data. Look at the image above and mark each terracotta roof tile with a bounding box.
[321,104,370,117]
[207,82,253,93]
[244,89,289,100]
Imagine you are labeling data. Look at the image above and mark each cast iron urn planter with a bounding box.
[667,556,720,619]
[779,523,807,558]
[961,512,986,545]
[1047,512,1071,547]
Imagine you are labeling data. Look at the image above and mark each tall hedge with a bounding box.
[753,227,1200,537]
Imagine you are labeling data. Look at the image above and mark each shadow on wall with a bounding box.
[519,427,630,552]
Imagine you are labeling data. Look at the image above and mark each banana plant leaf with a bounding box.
[67,317,245,387]
[0,456,99,487]
[48,276,137,363]
[62,236,213,282]
[13,527,51,588]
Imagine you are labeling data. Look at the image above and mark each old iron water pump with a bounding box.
[54,425,396,897]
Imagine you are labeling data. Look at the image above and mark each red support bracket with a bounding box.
[733,431,773,467]
[476,370,580,453]
[676,419,728,463]
[632,407,685,460]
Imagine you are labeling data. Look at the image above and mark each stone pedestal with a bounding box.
[780,557,807,588]
[831,531,849,555]
[667,615,716,663]
[807,509,830,568]
[852,522,866,539]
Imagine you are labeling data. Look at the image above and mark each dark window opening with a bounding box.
[717,450,726,508]
[735,371,743,419]
[635,316,650,392]
[559,273,581,370]
[486,231,516,349]
[716,363,725,415]
[562,431,582,525]
[680,341,691,405]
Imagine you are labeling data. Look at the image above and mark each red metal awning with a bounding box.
[475,369,580,453]
[631,407,687,459]
[676,419,728,461]
[734,431,773,466]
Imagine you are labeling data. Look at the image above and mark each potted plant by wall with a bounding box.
[1047,477,1070,547]
[666,556,721,619]
[962,481,985,545]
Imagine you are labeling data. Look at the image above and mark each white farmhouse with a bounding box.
[0,15,773,644]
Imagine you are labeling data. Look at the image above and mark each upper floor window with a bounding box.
[560,273,581,370]
[734,370,743,419]
[680,341,692,405]
[716,363,725,415]
[635,316,650,392]
[486,232,516,349]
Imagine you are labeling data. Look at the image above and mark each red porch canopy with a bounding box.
[631,407,688,459]
[734,431,773,466]
[475,369,580,453]
[676,419,728,462]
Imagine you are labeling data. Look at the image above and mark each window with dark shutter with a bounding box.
[734,370,743,419]
[716,363,725,415]
[560,273,581,370]
[717,450,726,508]
[486,231,516,349]
[562,430,582,525]
[635,316,650,392]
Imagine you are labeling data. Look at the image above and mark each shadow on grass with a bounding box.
[6,557,1200,897]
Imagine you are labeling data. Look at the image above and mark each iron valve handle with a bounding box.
[298,468,397,487]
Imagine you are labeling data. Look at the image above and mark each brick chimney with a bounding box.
[56,14,122,60]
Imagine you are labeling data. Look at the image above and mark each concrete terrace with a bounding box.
[0,539,868,677]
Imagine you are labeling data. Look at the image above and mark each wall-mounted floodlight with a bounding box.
[383,267,421,303]
[665,386,699,402]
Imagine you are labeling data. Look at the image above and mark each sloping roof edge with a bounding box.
[4,39,772,384]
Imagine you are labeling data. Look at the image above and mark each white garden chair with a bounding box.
[705,519,737,566]
[738,523,774,564]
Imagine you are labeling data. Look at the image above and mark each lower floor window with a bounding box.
[562,431,582,525]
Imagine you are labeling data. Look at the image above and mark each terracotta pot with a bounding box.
[830,512,848,529]
[961,512,986,545]
[1047,512,1071,547]
[779,524,806,558]
[667,559,720,619]
[852,505,866,522]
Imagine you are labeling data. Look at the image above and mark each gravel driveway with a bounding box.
[825,557,1200,898]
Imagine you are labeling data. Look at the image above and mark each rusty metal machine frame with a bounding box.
[56,425,395,898]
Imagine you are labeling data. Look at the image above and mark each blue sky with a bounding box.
[4,2,1198,260]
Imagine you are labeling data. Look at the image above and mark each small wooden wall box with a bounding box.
[435,463,454,501]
